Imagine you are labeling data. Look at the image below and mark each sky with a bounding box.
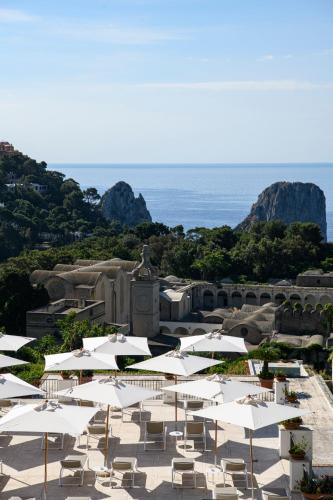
[0,0,332,163]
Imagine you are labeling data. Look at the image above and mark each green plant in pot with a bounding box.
[289,434,308,460]
[285,389,298,403]
[298,468,333,499]
[275,370,287,382]
[250,343,281,389]
[282,416,303,430]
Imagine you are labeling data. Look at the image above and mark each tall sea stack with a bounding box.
[236,181,327,240]
[100,181,152,227]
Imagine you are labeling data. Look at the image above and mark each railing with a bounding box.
[29,376,274,402]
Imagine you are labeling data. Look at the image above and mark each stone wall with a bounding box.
[275,303,329,335]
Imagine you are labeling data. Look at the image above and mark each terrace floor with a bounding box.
[0,376,332,500]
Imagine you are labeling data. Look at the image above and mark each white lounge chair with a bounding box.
[261,487,290,500]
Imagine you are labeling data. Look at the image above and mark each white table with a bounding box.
[91,465,111,483]
[207,466,220,484]
[169,430,183,446]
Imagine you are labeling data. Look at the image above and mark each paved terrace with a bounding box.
[0,376,332,500]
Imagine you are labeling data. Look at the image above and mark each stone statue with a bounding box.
[132,245,157,281]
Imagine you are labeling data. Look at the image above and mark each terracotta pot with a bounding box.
[286,397,298,403]
[283,422,301,430]
[289,451,306,460]
[259,378,274,389]
[301,493,332,500]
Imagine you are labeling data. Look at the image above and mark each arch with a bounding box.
[231,291,243,308]
[319,295,332,306]
[274,293,286,306]
[203,290,215,310]
[174,326,189,336]
[290,293,301,305]
[245,292,257,305]
[160,326,171,335]
[304,294,316,306]
[192,328,206,336]
[260,293,271,306]
[217,290,228,308]
[240,327,248,338]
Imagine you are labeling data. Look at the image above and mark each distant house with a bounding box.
[29,182,48,194]
[0,141,15,157]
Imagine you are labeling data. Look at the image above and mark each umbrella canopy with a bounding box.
[191,396,309,430]
[57,376,162,466]
[83,333,151,356]
[44,349,119,372]
[0,373,44,399]
[0,333,35,352]
[0,354,28,369]
[0,399,97,435]
[164,374,269,403]
[56,376,162,408]
[191,396,310,499]
[0,400,98,496]
[128,349,222,377]
[180,331,247,353]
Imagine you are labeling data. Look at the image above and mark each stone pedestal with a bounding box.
[279,426,313,461]
[131,280,160,338]
[289,458,310,491]
[274,380,289,404]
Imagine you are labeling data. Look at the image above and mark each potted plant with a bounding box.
[282,416,303,430]
[275,370,287,382]
[298,469,333,500]
[165,373,175,380]
[250,343,281,389]
[285,389,298,403]
[289,435,308,460]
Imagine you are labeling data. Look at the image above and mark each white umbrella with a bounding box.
[0,354,28,369]
[44,349,119,383]
[0,400,97,496]
[83,333,151,356]
[164,374,270,462]
[57,376,162,465]
[191,396,310,499]
[0,332,35,351]
[0,373,44,399]
[128,350,222,422]
[180,331,248,355]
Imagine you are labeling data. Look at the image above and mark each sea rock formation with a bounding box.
[236,182,327,240]
[100,181,152,227]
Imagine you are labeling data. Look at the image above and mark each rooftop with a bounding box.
[0,374,332,499]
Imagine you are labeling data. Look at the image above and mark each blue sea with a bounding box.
[49,163,333,241]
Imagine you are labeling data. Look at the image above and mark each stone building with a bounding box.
[275,302,329,336]
[296,269,333,288]
[26,299,105,338]
[28,257,137,337]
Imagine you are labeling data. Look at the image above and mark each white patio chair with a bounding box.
[261,487,290,500]
[110,457,138,488]
[213,486,240,499]
[144,421,167,451]
[86,424,111,450]
[184,421,207,450]
[221,458,248,488]
[41,432,65,450]
[59,454,88,486]
[121,401,143,422]
[171,458,197,489]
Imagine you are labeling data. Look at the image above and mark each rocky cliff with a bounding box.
[236,182,327,240]
[100,181,152,227]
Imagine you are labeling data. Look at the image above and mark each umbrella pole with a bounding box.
[104,404,110,467]
[249,428,254,500]
[214,420,218,465]
[175,375,178,429]
[79,370,82,385]
[44,432,48,498]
